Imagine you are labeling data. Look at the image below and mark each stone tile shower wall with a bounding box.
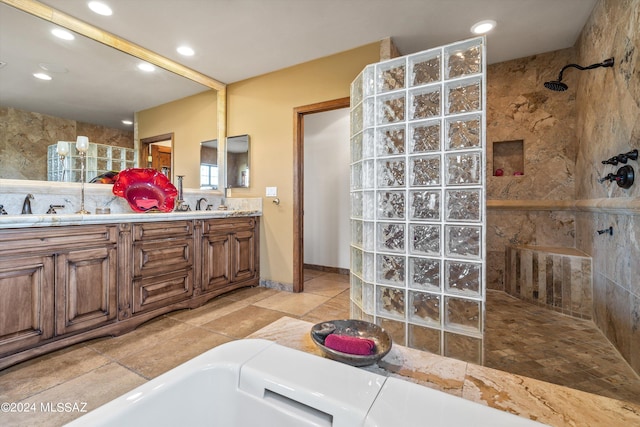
[349,38,486,364]
[485,48,579,292]
[0,106,134,181]
[573,0,640,375]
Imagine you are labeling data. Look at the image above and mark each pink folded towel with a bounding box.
[136,199,159,210]
[324,334,375,355]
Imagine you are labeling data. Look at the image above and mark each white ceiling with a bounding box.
[1,0,598,129]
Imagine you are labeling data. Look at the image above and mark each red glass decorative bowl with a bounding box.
[112,168,178,213]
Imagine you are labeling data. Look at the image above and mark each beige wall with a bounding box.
[226,42,380,286]
[137,90,218,189]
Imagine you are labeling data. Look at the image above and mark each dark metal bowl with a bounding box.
[310,319,392,367]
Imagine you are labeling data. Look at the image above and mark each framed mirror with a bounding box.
[0,0,226,189]
[226,135,250,188]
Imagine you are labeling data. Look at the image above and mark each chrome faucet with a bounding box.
[21,194,34,214]
[196,197,208,211]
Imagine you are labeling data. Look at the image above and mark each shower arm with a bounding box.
[555,58,615,81]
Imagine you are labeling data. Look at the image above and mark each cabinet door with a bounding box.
[55,246,117,335]
[0,256,54,356]
[232,229,256,282]
[202,232,231,292]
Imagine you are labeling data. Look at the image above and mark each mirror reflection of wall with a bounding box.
[226,135,250,188]
[138,90,218,188]
[200,140,219,189]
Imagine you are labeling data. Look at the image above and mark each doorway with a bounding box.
[151,145,172,176]
[141,133,174,179]
[293,97,350,292]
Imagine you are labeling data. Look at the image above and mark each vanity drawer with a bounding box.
[132,221,193,241]
[202,217,255,235]
[0,225,117,256]
[133,238,193,278]
[132,269,193,314]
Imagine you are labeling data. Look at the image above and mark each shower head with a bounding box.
[544,80,568,91]
[544,57,614,91]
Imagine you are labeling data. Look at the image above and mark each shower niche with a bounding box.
[349,37,487,364]
[492,139,524,176]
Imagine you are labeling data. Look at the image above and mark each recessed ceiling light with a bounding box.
[33,73,52,80]
[137,62,155,72]
[88,1,113,16]
[51,28,75,40]
[122,120,133,125]
[471,19,496,35]
[177,46,195,56]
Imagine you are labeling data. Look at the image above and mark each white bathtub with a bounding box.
[67,339,546,426]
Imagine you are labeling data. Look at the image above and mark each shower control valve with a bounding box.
[598,173,615,183]
[598,165,634,189]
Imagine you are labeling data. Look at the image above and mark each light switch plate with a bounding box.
[266,186,277,197]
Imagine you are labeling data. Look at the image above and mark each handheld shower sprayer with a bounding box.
[544,57,614,91]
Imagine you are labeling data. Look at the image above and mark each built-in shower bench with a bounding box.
[505,244,592,319]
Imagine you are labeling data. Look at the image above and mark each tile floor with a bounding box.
[1,270,639,426]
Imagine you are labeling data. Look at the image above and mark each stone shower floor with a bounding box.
[1,270,639,425]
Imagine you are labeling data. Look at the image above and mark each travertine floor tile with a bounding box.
[303,269,325,281]
[200,305,286,338]
[484,290,640,404]
[304,276,350,297]
[217,285,280,303]
[253,291,330,316]
[117,327,232,379]
[301,290,351,323]
[86,316,194,360]
[0,344,110,402]
[2,362,145,427]
[165,297,263,326]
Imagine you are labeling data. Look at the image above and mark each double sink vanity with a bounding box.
[0,179,262,369]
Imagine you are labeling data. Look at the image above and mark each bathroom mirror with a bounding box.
[0,1,225,188]
[226,135,250,188]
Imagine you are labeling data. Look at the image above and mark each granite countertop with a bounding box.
[0,178,262,228]
[0,209,262,229]
[248,317,640,427]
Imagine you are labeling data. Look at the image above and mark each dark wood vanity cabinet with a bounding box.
[201,217,258,294]
[131,221,194,314]
[0,225,119,358]
[0,216,259,369]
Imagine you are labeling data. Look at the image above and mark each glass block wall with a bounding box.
[349,37,486,364]
[48,142,136,182]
